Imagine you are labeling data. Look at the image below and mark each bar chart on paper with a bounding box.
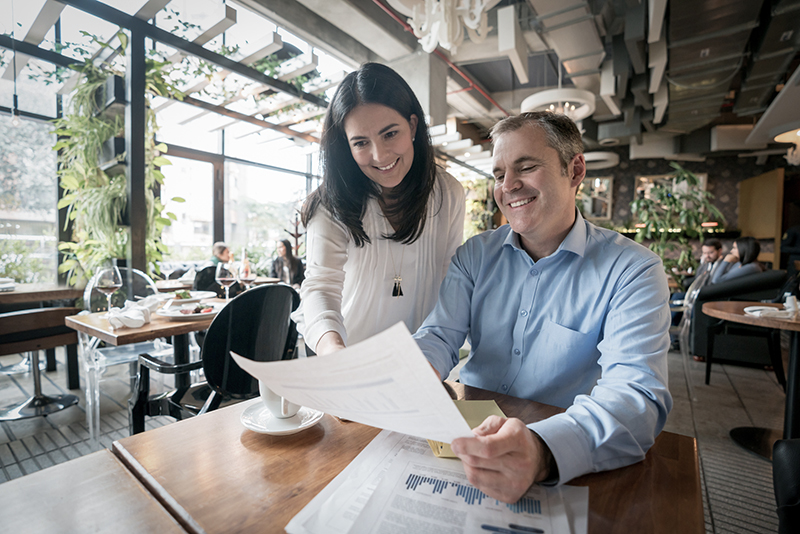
[405,473,543,514]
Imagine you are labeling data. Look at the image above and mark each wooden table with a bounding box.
[253,276,280,285]
[0,283,84,389]
[0,282,84,305]
[111,382,703,534]
[66,300,221,447]
[702,301,799,459]
[0,449,185,533]
[156,280,194,292]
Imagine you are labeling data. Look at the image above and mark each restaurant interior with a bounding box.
[1,0,800,533]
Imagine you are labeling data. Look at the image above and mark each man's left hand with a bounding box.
[450,416,552,504]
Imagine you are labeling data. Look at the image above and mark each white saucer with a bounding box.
[240,403,324,435]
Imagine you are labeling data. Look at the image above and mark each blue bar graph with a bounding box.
[405,473,542,514]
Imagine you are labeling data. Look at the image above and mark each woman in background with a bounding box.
[270,239,305,289]
[710,236,763,284]
[295,63,465,356]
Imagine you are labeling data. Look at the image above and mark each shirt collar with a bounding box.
[503,208,587,259]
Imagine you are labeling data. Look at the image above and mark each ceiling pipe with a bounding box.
[372,0,511,117]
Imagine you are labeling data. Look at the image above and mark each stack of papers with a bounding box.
[286,430,588,534]
[0,278,15,292]
[232,323,588,533]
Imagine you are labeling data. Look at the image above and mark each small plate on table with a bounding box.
[240,403,324,435]
[156,302,223,321]
[157,290,217,304]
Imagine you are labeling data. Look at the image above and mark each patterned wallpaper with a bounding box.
[585,146,797,257]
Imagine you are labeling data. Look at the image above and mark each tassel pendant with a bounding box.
[392,276,403,297]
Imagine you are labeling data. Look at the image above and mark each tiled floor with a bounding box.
[0,344,788,533]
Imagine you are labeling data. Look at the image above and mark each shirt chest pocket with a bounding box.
[536,318,598,359]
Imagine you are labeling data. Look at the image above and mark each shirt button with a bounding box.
[531,269,539,275]
[520,310,528,316]
[514,349,520,355]
[501,385,508,391]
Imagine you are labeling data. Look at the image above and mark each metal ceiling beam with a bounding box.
[55,0,328,109]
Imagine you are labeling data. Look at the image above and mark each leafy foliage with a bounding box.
[630,162,725,281]
[52,31,184,285]
[463,178,494,240]
[0,239,46,283]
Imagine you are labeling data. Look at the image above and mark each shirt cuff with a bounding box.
[527,413,594,485]
[304,317,347,351]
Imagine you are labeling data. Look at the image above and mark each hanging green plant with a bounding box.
[630,162,725,283]
[53,31,185,285]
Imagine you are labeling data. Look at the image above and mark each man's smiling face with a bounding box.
[492,125,584,256]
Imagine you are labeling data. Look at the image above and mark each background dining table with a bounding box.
[64,298,223,447]
[702,300,799,460]
[111,381,703,534]
[0,282,85,389]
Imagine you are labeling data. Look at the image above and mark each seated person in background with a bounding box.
[194,241,244,299]
[710,236,763,284]
[210,242,230,265]
[270,239,305,290]
[413,112,671,503]
[682,238,723,288]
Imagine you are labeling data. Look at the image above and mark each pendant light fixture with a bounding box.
[520,60,596,122]
[10,0,20,127]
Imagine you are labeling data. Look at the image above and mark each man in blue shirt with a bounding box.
[413,112,672,503]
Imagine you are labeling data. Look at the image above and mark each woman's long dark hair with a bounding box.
[735,236,760,265]
[302,62,437,247]
[279,239,300,276]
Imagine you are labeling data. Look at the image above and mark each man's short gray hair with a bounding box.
[212,242,228,258]
[490,112,584,172]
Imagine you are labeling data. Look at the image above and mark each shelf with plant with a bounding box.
[630,162,725,284]
[53,32,185,285]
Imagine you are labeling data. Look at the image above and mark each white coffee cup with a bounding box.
[786,295,798,311]
[259,380,300,419]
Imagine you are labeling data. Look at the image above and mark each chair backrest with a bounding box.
[0,307,81,356]
[83,268,158,312]
[201,284,300,399]
[193,264,244,299]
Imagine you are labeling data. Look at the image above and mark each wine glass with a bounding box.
[161,264,175,285]
[215,261,238,301]
[95,265,123,317]
[236,260,257,290]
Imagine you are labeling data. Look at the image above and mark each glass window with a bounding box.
[0,114,58,283]
[224,160,308,271]
[160,156,215,262]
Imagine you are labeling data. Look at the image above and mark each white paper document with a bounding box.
[351,450,578,534]
[285,430,588,534]
[230,322,473,444]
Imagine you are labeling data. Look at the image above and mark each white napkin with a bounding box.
[179,268,196,282]
[0,278,14,292]
[106,295,161,330]
[743,306,796,318]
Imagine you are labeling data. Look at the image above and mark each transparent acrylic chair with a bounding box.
[79,267,172,449]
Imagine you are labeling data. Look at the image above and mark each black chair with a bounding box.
[193,264,244,299]
[0,308,81,420]
[128,284,300,434]
[691,270,789,376]
[774,439,800,533]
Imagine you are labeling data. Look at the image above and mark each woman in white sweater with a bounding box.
[295,63,465,356]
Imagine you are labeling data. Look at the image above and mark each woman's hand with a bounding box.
[315,331,346,356]
[723,253,739,263]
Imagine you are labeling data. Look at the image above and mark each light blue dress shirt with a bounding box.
[414,211,672,484]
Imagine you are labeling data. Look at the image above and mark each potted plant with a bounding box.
[630,162,725,284]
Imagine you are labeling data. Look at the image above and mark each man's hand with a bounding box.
[315,331,346,356]
[451,416,552,504]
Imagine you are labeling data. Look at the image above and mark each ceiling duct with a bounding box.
[734,0,800,116]
[665,0,763,132]
[524,0,605,94]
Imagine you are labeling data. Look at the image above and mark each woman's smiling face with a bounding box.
[343,103,418,194]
